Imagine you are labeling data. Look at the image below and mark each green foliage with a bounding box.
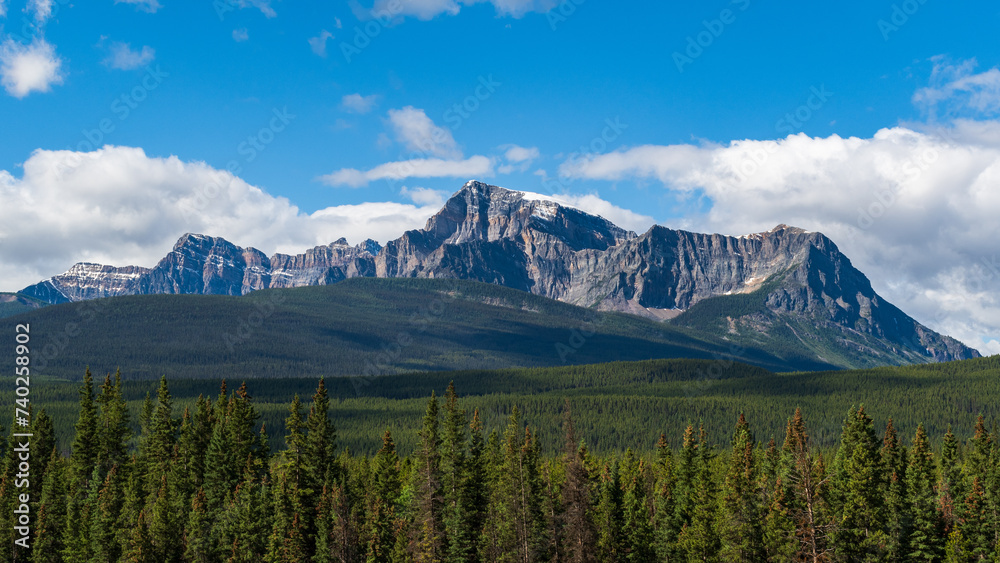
[0,277,847,382]
[5,368,1000,562]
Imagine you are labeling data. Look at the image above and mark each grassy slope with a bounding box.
[0,278,833,382]
[13,355,1000,457]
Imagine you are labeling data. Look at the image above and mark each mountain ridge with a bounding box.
[19,180,980,366]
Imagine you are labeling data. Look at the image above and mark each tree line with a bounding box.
[1,370,999,562]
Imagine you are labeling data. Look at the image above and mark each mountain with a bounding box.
[1,278,834,381]
[18,180,980,367]
[0,293,47,318]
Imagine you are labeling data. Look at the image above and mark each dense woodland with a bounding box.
[3,369,1000,562]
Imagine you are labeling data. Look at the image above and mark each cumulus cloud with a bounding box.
[914,57,1000,121]
[370,0,559,20]
[114,0,162,13]
[320,156,493,187]
[0,38,63,98]
[0,146,449,292]
[232,28,250,42]
[341,93,379,114]
[559,123,1000,355]
[308,30,334,57]
[387,106,460,158]
[103,42,156,70]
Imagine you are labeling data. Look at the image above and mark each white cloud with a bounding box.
[232,28,250,42]
[308,30,334,57]
[371,0,558,20]
[498,144,540,173]
[0,0,7,18]
[0,146,447,292]
[341,93,379,114]
[320,155,493,187]
[520,190,655,234]
[504,145,539,163]
[387,106,460,158]
[114,0,162,13]
[400,185,447,206]
[0,38,63,98]
[559,124,1000,355]
[914,57,1000,121]
[27,0,52,24]
[103,42,156,71]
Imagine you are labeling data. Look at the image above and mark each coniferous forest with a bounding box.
[2,369,1000,562]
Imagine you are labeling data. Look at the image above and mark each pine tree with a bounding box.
[143,376,176,490]
[882,417,909,562]
[411,392,445,562]
[829,406,888,562]
[121,510,156,563]
[95,370,131,476]
[32,449,68,563]
[183,488,214,563]
[305,377,338,492]
[367,430,401,563]
[619,449,653,562]
[314,482,359,563]
[440,382,473,563]
[464,409,489,560]
[959,477,991,562]
[652,433,679,560]
[89,465,126,563]
[940,426,965,533]
[69,368,99,487]
[718,414,766,562]
[594,460,623,561]
[560,403,596,563]
[907,423,943,562]
[677,426,720,563]
[147,474,183,563]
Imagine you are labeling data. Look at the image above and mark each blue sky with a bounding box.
[2,0,1000,353]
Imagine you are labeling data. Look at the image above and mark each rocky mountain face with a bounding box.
[20,180,980,365]
[23,234,381,304]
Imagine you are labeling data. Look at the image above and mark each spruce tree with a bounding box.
[411,393,445,562]
[882,417,910,562]
[560,403,596,563]
[89,465,126,563]
[652,433,679,560]
[32,449,68,563]
[69,368,99,487]
[718,414,766,562]
[940,426,965,533]
[677,426,720,562]
[95,370,131,476]
[619,449,653,562]
[594,460,623,561]
[829,406,888,561]
[907,423,943,562]
[183,488,214,563]
[440,383,473,563]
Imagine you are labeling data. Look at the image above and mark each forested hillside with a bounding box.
[0,278,856,380]
[2,369,999,562]
[8,357,1000,456]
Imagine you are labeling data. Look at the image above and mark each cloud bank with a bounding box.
[559,122,1000,355]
